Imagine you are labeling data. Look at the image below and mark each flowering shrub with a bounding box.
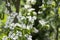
[0,0,60,40]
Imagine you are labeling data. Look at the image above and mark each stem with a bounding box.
[13,0,20,23]
[15,0,20,13]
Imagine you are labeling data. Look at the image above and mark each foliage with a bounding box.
[0,0,60,40]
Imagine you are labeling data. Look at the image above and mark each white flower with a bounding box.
[27,37,32,40]
[13,36,18,40]
[16,31,22,37]
[27,16,32,21]
[9,26,14,29]
[4,16,14,28]
[8,31,18,40]
[24,34,32,38]
[24,5,31,9]
[42,8,46,11]
[21,16,26,20]
[6,16,14,23]
[14,23,26,29]
[33,27,39,33]
[11,33,15,38]
[22,23,26,29]
[10,23,15,26]
[27,35,32,40]
[8,31,14,38]
[9,23,15,29]
[27,13,30,15]
[25,34,33,40]
[28,8,35,12]
[27,25,33,30]
[11,12,18,17]
[14,23,21,27]
[27,16,34,23]
[32,16,37,20]
[39,19,47,26]
[17,15,22,22]
[38,11,42,14]
[33,12,37,15]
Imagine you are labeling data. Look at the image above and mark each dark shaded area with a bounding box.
[31,0,42,40]
[12,0,20,23]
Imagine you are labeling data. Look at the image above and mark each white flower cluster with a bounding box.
[3,11,35,40]
[8,31,33,40]
[24,34,32,40]
[8,31,18,40]
[4,11,37,30]
[4,12,17,28]
[1,0,59,40]
[2,31,22,40]
[27,16,36,23]
[3,0,37,40]
[27,35,32,40]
